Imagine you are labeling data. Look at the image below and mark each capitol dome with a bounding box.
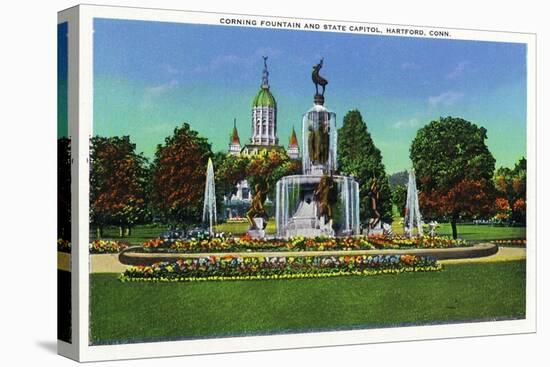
[252,85,277,108]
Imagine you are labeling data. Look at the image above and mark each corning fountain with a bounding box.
[275,59,360,238]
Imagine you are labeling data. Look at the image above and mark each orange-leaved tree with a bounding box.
[150,123,212,227]
[493,158,526,223]
[90,136,149,238]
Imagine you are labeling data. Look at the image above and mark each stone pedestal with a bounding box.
[319,217,335,237]
[363,220,393,237]
[247,217,266,239]
[247,229,266,239]
[253,217,265,229]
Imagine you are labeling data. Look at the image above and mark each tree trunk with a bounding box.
[125,227,132,237]
[96,227,103,239]
[119,226,124,238]
[450,219,458,239]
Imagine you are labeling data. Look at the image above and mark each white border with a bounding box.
[57,6,79,361]
[58,4,537,362]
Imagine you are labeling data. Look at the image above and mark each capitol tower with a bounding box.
[250,56,278,146]
[224,56,300,219]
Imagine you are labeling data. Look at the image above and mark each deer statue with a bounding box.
[312,58,328,96]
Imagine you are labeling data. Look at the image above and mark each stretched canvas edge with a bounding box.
[58,4,537,362]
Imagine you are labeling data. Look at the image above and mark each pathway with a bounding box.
[58,246,526,273]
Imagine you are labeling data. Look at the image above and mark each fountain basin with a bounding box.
[275,174,360,238]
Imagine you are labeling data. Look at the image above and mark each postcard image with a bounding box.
[57,5,535,361]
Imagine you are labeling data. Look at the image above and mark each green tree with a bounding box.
[211,152,249,220]
[214,153,250,199]
[494,157,526,223]
[247,149,301,214]
[389,170,409,187]
[389,170,408,217]
[391,183,407,217]
[410,116,496,238]
[150,123,212,227]
[338,109,392,224]
[90,136,149,238]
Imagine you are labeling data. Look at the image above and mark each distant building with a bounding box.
[228,118,242,155]
[224,57,300,219]
[287,126,300,159]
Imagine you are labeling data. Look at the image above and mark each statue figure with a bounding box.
[312,58,328,96]
[307,114,330,166]
[314,174,338,223]
[246,181,269,230]
[368,178,382,229]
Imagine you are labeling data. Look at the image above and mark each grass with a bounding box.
[215,221,277,235]
[391,221,526,241]
[90,260,525,345]
[90,221,525,246]
[90,225,168,246]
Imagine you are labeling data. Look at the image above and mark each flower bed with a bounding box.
[90,240,129,254]
[141,234,469,253]
[490,239,526,247]
[226,217,248,223]
[119,254,442,282]
[58,240,129,254]
[369,235,469,249]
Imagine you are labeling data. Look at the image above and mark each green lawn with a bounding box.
[391,220,526,241]
[90,225,168,246]
[215,221,276,235]
[90,260,525,345]
[434,223,525,240]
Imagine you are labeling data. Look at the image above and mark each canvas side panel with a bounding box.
[57,20,72,344]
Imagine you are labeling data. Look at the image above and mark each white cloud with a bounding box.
[446,61,470,79]
[141,80,179,109]
[393,118,420,129]
[428,91,464,108]
[193,48,282,73]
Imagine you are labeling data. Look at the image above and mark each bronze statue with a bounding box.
[368,178,382,229]
[314,174,337,222]
[246,182,269,230]
[307,115,330,165]
[312,58,328,96]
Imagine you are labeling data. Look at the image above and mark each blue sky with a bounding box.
[58,22,68,138]
[93,18,527,174]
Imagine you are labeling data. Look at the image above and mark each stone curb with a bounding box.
[118,243,499,266]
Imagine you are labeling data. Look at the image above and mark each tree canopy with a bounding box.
[214,153,250,199]
[337,109,392,223]
[90,136,149,237]
[494,157,526,223]
[247,149,301,204]
[410,116,496,238]
[150,123,212,226]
